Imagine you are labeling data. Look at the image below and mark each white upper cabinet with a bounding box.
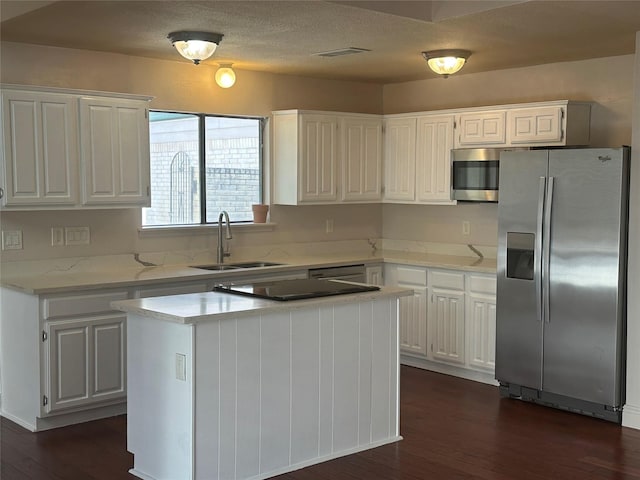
[383,114,454,204]
[383,117,416,202]
[299,114,339,202]
[80,96,150,206]
[509,106,562,144]
[1,90,79,207]
[416,115,455,203]
[507,103,591,146]
[1,85,152,210]
[273,111,338,204]
[272,110,382,205]
[456,110,507,147]
[341,116,382,202]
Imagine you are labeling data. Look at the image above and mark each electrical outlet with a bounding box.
[325,219,334,234]
[51,227,64,246]
[2,230,23,250]
[175,353,187,381]
[65,226,90,245]
[462,221,471,236]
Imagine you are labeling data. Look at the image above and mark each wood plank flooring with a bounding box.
[2,366,640,479]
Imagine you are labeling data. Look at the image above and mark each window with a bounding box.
[143,111,263,226]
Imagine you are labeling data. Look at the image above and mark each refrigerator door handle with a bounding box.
[535,176,546,323]
[543,176,554,323]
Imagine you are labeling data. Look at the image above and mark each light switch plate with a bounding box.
[65,226,90,245]
[2,230,23,250]
[175,353,187,381]
[51,227,64,246]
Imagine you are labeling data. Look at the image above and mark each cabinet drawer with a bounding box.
[396,266,427,286]
[468,275,496,295]
[43,291,129,319]
[429,270,464,290]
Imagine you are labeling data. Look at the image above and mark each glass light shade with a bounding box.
[173,40,217,64]
[168,31,224,65]
[215,65,236,88]
[427,56,466,76]
[422,49,471,77]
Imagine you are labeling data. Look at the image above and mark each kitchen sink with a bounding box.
[228,261,285,268]
[190,264,241,271]
[190,261,285,271]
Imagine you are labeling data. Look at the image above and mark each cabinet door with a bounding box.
[1,90,78,206]
[383,117,416,201]
[429,290,465,364]
[399,285,428,357]
[92,316,126,402]
[509,106,563,144]
[467,294,496,372]
[80,97,150,206]
[44,314,126,413]
[416,115,455,203]
[298,114,338,202]
[457,111,506,147]
[341,117,382,201]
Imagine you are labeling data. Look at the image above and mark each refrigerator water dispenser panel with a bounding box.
[506,232,535,280]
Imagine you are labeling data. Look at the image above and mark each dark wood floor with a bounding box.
[3,366,640,479]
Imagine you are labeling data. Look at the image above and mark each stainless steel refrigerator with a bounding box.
[496,147,630,423]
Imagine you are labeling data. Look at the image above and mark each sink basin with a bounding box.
[190,261,284,271]
[190,264,241,271]
[228,261,285,268]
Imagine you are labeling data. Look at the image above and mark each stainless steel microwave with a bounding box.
[451,148,527,202]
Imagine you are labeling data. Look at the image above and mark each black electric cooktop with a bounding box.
[213,278,379,301]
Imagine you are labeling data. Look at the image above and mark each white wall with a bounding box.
[623,32,640,430]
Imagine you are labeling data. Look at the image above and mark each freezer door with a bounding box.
[496,150,549,389]
[543,148,628,406]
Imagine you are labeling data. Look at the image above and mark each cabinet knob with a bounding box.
[0,187,4,199]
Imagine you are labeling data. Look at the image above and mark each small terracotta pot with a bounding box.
[252,204,269,223]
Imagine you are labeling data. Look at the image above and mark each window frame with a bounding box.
[145,109,266,227]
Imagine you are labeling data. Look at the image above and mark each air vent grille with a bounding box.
[313,47,370,58]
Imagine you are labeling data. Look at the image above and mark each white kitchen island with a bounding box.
[112,286,410,480]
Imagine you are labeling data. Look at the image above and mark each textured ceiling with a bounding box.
[1,0,640,83]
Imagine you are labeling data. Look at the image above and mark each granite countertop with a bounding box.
[0,249,496,295]
[112,286,412,324]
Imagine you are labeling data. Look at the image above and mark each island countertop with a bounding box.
[112,285,412,324]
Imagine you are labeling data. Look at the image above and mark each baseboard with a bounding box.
[0,410,37,432]
[623,403,640,430]
[401,355,499,386]
[33,403,127,432]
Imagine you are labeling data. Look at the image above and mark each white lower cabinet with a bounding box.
[44,314,126,413]
[428,269,465,365]
[41,290,129,416]
[385,264,496,384]
[385,264,428,356]
[466,274,497,372]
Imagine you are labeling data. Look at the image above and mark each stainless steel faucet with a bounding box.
[217,211,233,263]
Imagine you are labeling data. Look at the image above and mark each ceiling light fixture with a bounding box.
[168,31,224,65]
[215,64,236,88]
[422,49,471,78]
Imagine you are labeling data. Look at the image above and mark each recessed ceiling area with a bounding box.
[1,0,640,83]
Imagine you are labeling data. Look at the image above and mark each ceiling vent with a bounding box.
[313,47,370,58]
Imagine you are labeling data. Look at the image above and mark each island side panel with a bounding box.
[357,301,373,445]
[290,308,321,465]
[333,303,361,452]
[371,298,400,441]
[127,314,194,480]
[192,297,401,480]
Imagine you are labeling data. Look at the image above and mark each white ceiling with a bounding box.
[1,0,640,83]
